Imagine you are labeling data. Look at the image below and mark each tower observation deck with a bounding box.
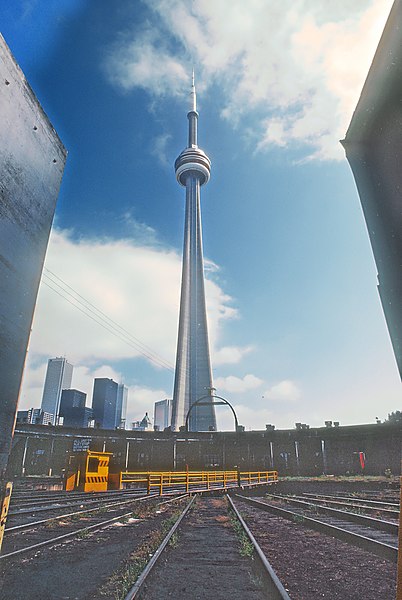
[171,74,217,432]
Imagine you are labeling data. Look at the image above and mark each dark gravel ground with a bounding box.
[139,496,266,600]
[235,497,397,600]
[0,499,186,600]
[0,481,399,599]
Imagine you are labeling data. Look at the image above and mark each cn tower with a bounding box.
[171,73,217,432]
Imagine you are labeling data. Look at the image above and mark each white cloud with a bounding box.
[213,345,253,366]
[19,227,244,410]
[120,212,158,244]
[126,385,168,424]
[103,27,188,96]
[29,229,181,365]
[214,373,263,394]
[104,0,393,161]
[263,379,301,403]
[150,133,172,167]
[19,361,48,408]
[215,403,274,431]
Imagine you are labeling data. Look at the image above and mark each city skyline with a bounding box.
[33,356,132,428]
[5,0,401,430]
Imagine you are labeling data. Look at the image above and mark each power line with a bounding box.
[41,269,175,372]
[44,268,173,369]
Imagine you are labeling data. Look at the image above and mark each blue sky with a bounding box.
[4,0,400,429]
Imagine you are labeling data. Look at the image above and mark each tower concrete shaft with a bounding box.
[171,78,216,432]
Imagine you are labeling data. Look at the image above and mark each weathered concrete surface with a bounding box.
[342,0,402,380]
[0,34,67,477]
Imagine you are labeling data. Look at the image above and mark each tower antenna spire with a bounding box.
[190,67,197,113]
[187,68,198,147]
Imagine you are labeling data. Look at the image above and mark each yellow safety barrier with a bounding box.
[0,482,13,552]
[65,451,113,492]
[119,470,278,494]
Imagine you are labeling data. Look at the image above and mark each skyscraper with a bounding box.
[40,357,73,425]
[154,398,172,431]
[92,378,118,429]
[116,383,128,429]
[59,389,93,428]
[171,74,216,432]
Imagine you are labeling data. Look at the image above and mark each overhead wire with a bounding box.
[41,268,175,372]
[44,267,173,369]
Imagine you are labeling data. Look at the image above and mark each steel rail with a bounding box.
[11,488,125,499]
[295,494,400,519]
[0,494,188,559]
[0,511,136,561]
[8,490,156,516]
[10,489,146,509]
[124,494,197,599]
[234,494,398,563]
[227,495,291,600]
[6,492,190,534]
[303,492,399,509]
[269,494,398,534]
[6,494,150,533]
[123,492,291,600]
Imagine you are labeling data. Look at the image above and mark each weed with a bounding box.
[96,505,109,515]
[76,528,91,540]
[169,531,179,548]
[229,510,254,558]
[70,511,90,522]
[292,513,305,524]
[44,519,58,529]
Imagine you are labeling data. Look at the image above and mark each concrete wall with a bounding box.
[9,422,402,478]
[0,35,67,476]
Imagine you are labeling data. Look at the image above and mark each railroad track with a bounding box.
[2,488,397,599]
[303,490,399,503]
[293,493,400,520]
[269,493,398,534]
[0,493,186,559]
[5,492,156,534]
[7,489,157,524]
[234,494,398,562]
[270,493,399,525]
[301,492,399,513]
[124,494,290,600]
[8,488,149,511]
[231,494,397,600]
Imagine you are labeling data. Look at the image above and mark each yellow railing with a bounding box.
[119,470,278,494]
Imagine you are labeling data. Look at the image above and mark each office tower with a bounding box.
[92,378,118,429]
[342,1,402,380]
[59,389,92,428]
[0,34,66,478]
[40,357,73,425]
[60,389,86,411]
[154,399,172,431]
[116,384,128,429]
[171,74,216,432]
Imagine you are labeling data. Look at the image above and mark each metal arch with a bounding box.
[184,394,239,432]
